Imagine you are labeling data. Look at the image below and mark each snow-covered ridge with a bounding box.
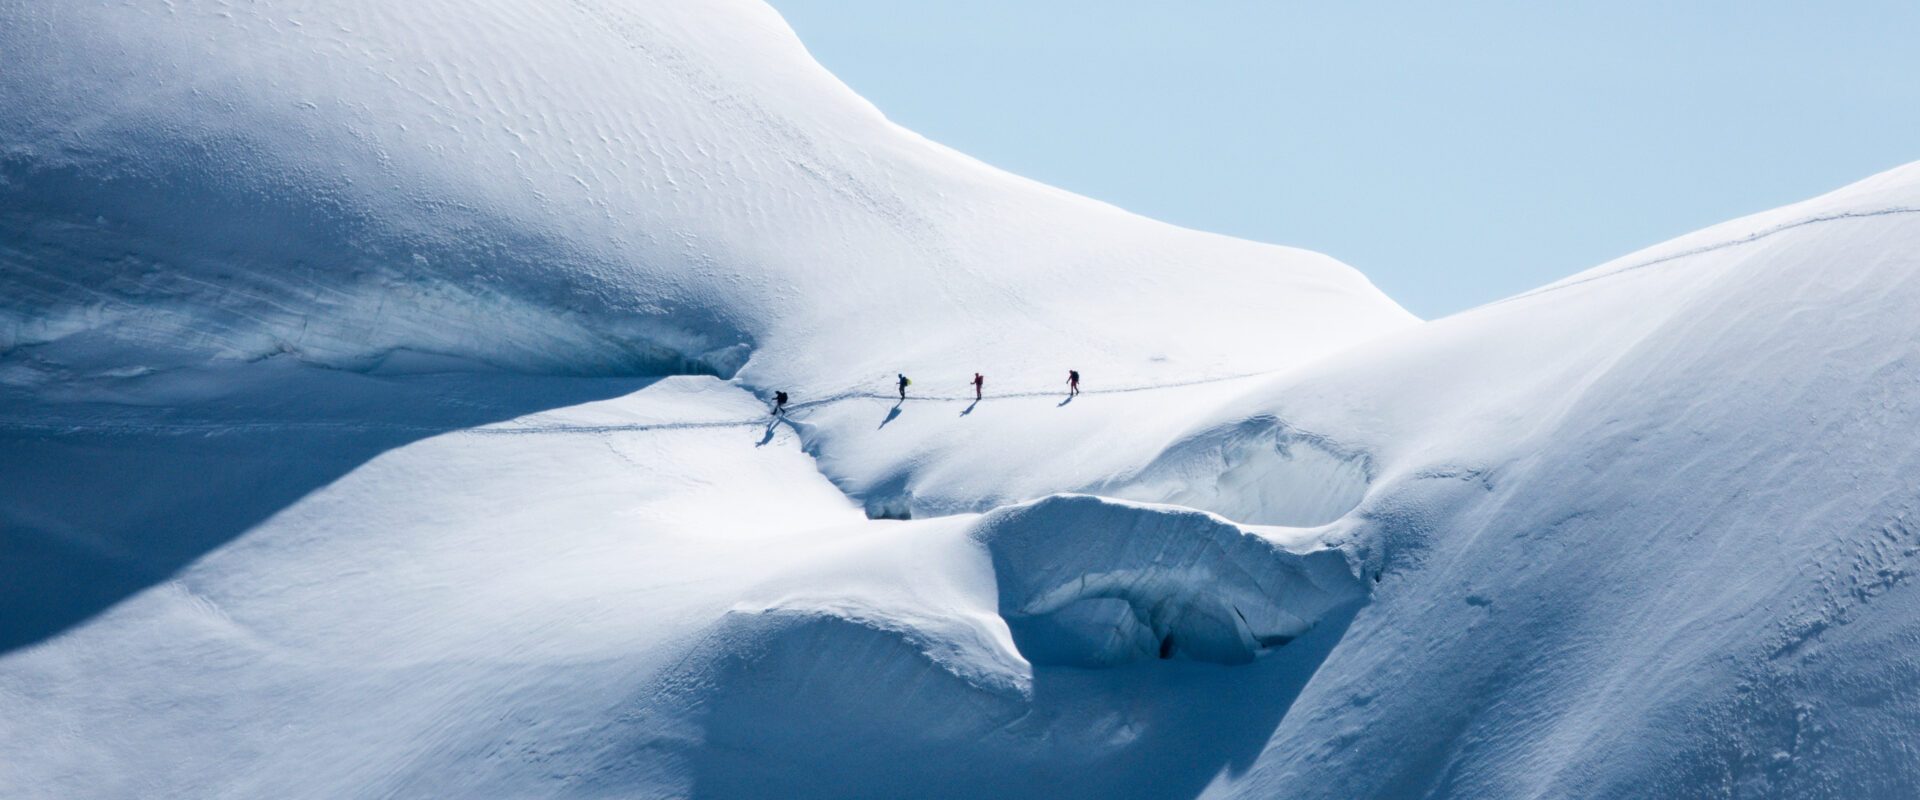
[0,0,1411,392]
[1116,159,1920,797]
[1499,160,1920,309]
[9,0,1920,797]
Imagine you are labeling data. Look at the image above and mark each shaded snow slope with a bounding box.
[0,0,1410,389]
[981,495,1360,667]
[610,495,1365,798]
[0,374,870,797]
[0,363,655,651]
[1140,161,1920,798]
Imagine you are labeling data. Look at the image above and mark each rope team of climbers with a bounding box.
[769,369,1081,417]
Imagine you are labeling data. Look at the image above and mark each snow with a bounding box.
[979,495,1362,666]
[1150,163,1920,797]
[2,369,870,797]
[0,0,1409,392]
[6,0,1920,797]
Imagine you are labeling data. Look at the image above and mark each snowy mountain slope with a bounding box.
[1125,161,1920,797]
[0,0,1410,393]
[0,373,872,798]
[785,163,1920,531]
[568,162,1920,798]
[6,0,1920,797]
[620,495,1366,799]
[0,1,1409,796]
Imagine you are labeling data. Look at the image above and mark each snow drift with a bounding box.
[615,495,1365,797]
[981,495,1361,666]
[1106,415,1374,527]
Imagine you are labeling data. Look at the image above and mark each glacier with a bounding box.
[5,1,1920,798]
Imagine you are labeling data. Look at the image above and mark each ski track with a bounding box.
[0,370,1273,437]
[1492,205,1920,308]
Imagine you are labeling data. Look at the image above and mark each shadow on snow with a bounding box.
[582,601,1359,799]
[0,360,655,654]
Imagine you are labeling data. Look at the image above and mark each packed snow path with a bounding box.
[1496,203,1920,305]
[0,369,1279,436]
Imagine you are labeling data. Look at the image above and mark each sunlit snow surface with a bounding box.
[6,1,1920,798]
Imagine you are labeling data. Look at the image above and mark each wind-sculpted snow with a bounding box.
[615,495,1366,798]
[0,0,1409,388]
[1105,416,1374,527]
[721,495,1363,681]
[979,495,1362,666]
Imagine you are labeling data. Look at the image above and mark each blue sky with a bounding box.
[766,1,1920,318]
